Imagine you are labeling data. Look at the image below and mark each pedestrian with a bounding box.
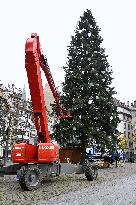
[123,152,126,163]
[115,151,119,167]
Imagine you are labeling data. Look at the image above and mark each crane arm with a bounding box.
[25,33,50,143]
[25,33,71,143]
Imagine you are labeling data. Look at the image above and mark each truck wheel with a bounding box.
[18,166,41,191]
[85,165,98,181]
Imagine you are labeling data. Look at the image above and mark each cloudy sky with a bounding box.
[0,0,136,103]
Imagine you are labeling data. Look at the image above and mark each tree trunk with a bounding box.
[80,136,87,166]
[3,127,10,166]
[80,145,86,164]
[3,139,9,166]
[3,116,11,166]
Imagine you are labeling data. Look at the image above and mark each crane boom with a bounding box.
[25,33,71,143]
[25,33,50,143]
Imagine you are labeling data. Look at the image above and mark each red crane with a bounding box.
[12,33,71,190]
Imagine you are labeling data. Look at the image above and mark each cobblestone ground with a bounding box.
[0,163,136,205]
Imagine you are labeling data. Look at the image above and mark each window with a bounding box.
[128,132,130,139]
[124,123,126,129]
[129,141,133,148]
[128,124,130,130]
[124,131,126,136]
[123,114,125,120]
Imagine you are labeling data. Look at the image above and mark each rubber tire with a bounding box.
[85,165,98,181]
[19,166,41,191]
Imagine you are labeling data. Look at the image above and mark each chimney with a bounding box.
[134,101,136,108]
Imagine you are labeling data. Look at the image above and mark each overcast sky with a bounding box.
[0,0,136,103]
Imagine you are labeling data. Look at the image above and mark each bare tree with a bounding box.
[0,83,36,165]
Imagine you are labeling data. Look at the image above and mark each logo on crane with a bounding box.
[40,145,54,150]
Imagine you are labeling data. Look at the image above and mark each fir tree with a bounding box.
[53,9,119,162]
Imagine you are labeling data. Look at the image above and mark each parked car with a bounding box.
[86,153,113,168]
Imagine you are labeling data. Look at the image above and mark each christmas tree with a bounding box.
[53,9,119,162]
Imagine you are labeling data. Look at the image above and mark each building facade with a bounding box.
[116,100,136,161]
[44,83,56,133]
[130,101,136,159]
